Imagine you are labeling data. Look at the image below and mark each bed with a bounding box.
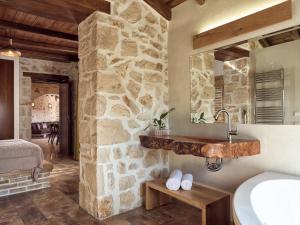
[0,139,44,181]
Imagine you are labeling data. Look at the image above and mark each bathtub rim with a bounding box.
[233,171,300,225]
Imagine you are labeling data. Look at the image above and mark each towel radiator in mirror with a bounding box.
[254,69,284,124]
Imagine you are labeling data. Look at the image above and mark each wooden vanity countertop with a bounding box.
[139,135,260,158]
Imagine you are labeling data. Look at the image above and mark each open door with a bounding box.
[59,83,71,156]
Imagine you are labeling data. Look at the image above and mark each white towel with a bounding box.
[181,174,193,191]
[166,169,183,191]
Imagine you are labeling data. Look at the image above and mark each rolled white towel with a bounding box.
[181,173,193,191]
[166,169,183,191]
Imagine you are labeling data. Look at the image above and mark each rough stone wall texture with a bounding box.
[190,53,215,123]
[190,54,251,125]
[32,83,59,99]
[32,94,59,123]
[19,58,78,140]
[223,57,251,124]
[78,0,169,219]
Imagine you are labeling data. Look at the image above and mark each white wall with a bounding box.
[169,0,300,192]
[251,39,300,125]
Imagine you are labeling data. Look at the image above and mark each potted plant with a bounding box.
[191,112,207,124]
[145,108,175,136]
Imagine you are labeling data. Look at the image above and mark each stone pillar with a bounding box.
[78,0,169,219]
[19,76,32,140]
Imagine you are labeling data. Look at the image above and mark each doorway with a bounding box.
[24,72,73,161]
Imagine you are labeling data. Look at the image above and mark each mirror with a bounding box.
[190,26,300,125]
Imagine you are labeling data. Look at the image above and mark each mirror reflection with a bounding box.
[190,26,300,125]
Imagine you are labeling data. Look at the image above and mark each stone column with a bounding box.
[78,0,169,219]
[19,76,32,140]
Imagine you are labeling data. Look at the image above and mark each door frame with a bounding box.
[24,72,73,156]
[0,56,19,139]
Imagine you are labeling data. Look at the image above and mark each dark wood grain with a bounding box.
[166,0,187,8]
[0,0,110,24]
[59,0,111,13]
[0,59,14,140]
[214,47,250,61]
[193,0,292,49]
[17,49,78,62]
[140,135,260,158]
[0,5,78,62]
[59,83,71,156]
[0,36,78,62]
[144,0,172,20]
[23,72,69,84]
[0,36,77,55]
[196,0,205,5]
[0,19,78,41]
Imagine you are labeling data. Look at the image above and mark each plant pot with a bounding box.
[154,129,170,136]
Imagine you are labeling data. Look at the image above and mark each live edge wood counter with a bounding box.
[145,179,231,225]
[139,135,260,158]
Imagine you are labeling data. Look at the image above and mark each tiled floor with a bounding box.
[0,139,201,225]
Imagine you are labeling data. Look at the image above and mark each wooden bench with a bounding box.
[145,179,231,225]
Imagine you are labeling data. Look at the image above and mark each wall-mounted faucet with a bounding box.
[214,109,238,142]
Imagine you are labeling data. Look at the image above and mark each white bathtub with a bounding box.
[234,172,300,225]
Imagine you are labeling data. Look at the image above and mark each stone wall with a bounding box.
[78,0,169,219]
[19,58,78,140]
[32,94,59,123]
[223,58,251,124]
[190,53,215,123]
[32,83,60,123]
[32,83,59,99]
[190,54,251,124]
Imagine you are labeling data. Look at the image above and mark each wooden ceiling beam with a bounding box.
[259,38,271,48]
[196,0,205,5]
[0,36,77,55]
[0,19,78,42]
[20,49,78,62]
[0,45,77,62]
[291,30,300,40]
[144,0,171,20]
[167,0,187,8]
[215,47,249,62]
[0,0,110,24]
[194,0,292,49]
[59,0,111,12]
[24,72,70,84]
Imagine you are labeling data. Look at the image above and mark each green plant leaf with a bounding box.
[143,124,150,131]
[200,112,204,119]
[153,118,159,127]
[160,107,175,120]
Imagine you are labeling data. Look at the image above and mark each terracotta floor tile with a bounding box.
[0,217,25,225]
[0,139,200,225]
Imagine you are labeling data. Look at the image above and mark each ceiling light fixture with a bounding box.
[0,38,21,58]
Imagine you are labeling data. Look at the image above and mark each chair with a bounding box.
[48,124,55,143]
[48,123,59,145]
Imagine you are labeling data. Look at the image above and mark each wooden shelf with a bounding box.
[140,135,260,158]
[145,179,231,225]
